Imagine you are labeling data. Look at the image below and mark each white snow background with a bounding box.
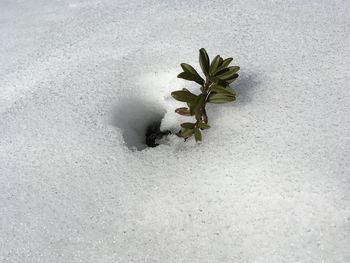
[1,0,349,262]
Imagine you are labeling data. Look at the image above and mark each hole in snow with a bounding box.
[111,97,170,151]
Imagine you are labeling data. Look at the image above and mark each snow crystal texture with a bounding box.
[1,0,349,262]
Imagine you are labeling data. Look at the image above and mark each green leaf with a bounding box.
[225,74,239,84]
[175,107,191,116]
[208,75,220,84]
[181,128,194,138]
[214,67,228,77]
[194,128,202,142]
[177,72,203,82]
[216,79,230,87]
[215,57,233,73]
[214,62,236,76]
[181,122,195,129]
[216,66,240,80]
[209,55,221,76]
[218,57,224,67]
[199,48,210,76]
[208,93,235,104]
[210,84,235,96]
[198,122,210,129]
[171,90,197,102]
[190,94,205,115]
[180,63,202,77]
[180,63,205,85]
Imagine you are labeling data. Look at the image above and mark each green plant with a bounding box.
[171,48,240,142]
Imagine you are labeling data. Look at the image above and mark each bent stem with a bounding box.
[200,77,210,124]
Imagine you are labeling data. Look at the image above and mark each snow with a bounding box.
[1,0,349,262]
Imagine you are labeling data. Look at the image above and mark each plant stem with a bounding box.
[201,77,210,124]
[204,77,210,93]
[202,107,208,124]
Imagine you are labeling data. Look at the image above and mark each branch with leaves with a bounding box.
[171,48,240,142]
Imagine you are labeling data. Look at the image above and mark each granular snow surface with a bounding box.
[1,0,349,262]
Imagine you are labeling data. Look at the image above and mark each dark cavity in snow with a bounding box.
[145,121,171,148]
[111,97,168,151]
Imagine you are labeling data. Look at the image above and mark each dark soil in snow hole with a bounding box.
[145,121,171,148]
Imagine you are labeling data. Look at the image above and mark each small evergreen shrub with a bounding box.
[171,48,240,142]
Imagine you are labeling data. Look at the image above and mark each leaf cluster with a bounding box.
[171,48,240,142]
